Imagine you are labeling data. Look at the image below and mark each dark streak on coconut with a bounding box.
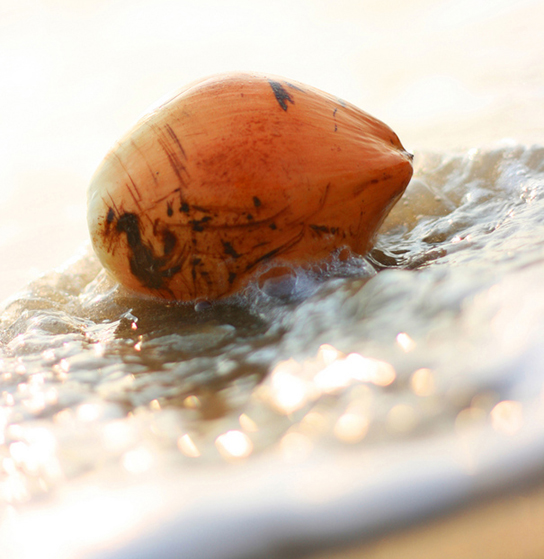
[191,216,212,232]
[114,212,182,290]
[310,224,330,234]
[268,80,294,111]
[222,241,241,259]
[163,229,177,255]
[245,228,305,272]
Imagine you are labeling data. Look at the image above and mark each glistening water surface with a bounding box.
[2,143,544,558]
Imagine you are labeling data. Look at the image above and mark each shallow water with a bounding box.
[2,142,544,557]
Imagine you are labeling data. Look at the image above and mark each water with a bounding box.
[1,142,544,557]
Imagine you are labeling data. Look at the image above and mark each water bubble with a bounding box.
[177,434,201,458]
[411,368,436,397]
[215,430,253,459]
[334,411,369,444]
[490,401,523,436]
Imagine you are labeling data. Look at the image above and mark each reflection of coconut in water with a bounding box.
[87,72,413,301]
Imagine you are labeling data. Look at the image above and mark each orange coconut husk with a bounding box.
[87,72,413,301]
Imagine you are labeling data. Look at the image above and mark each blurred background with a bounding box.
[1,0,543,302]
